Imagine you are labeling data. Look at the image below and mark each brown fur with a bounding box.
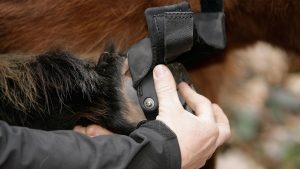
[0,50,137,134]
[0,54,38,112]
[1,0,299,54]
[0,0,199,56]
[1,0,298,99]
[225,0,300,53]
[1,0,300,168]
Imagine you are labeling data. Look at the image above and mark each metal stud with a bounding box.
[144,98,155,110]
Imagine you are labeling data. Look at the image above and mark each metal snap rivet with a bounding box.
[144,98,155,110]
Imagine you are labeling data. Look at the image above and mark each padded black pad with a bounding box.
[194,12,226,49]
[201,0,224,12]
[164,12,194,63]
[128,0,226,119]
[145,2,191,64]
[128,38,153,88]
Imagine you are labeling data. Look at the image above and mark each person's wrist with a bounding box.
[138,120,177,138]
[136,120,182,169]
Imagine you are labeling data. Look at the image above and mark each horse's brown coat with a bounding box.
[1,0,299,168]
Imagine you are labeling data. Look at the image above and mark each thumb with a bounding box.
[153,65,181,109]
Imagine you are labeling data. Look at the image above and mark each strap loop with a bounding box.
[201,0,224,12]
[194,12,226,49]
[145,2,191,66]
[164,12,194,63]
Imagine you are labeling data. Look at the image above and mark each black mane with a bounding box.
[0,50,134,134]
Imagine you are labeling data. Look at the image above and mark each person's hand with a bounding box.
[153,65,231,169]
[73,125,113,137]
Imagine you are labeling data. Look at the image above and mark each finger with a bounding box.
[212,104,231,147]
[153,65,182,110]
[86,124,113,137]
[178,82,214,122]
[73,126,87,135]
[212,104,229,125]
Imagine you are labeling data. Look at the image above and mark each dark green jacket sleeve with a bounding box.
[0,120,181,169]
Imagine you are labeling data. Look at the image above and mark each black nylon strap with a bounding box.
[145,2,191,66]
[201,0,224,12]
[128,0,226,120]
[164,12,194,63]
[128,38,153,88]
[194,12,226,49]
[137,73,158,120]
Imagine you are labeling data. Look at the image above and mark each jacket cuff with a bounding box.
[139,120,181,169]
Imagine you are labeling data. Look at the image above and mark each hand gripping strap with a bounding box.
[129,2,193,88]
[128,0,226,120]
[131,1,225,88]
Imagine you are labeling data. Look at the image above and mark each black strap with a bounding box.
[137,72,158,120]
[128,38,153,88]
[145,2,192,66]
[131,1,225,87]
[128,0,226,120]
[194,12,226,49]
[128,38,159,119]
[201,0,224,12]
[164,12,194,63]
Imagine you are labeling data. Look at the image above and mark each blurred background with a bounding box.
[215,42,300,169]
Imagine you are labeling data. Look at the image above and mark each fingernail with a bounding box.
[154,65,167,78]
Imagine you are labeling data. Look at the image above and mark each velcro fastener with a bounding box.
[145,2,191,66]
[164,12,194,63]
[128,0,226,120]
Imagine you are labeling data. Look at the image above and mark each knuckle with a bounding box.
[157,84,174,95]
[224,115,230,124]
[159,102,183,113]
[195,95,211,107]
[159,95,181,107]
[213,127,220,138]
[211,125,220,138]
[219,123,231,138]
[159,104,174,113]
[206,123,219,138]
[194,104,202,112]
[212,103,219,109]
[199,162,206,168]
[212,103,221,112]
[224,128,232,140]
